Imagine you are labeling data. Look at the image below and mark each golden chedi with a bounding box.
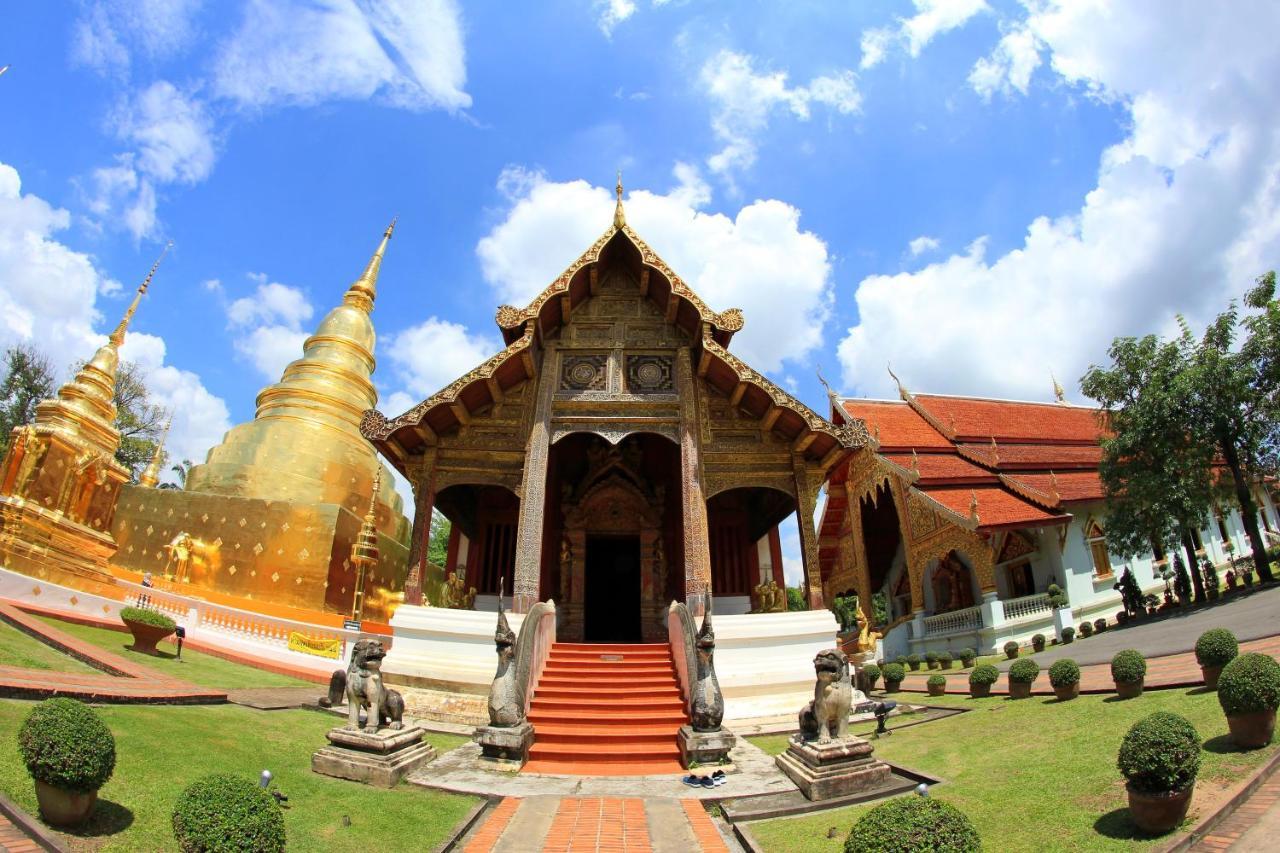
[110,224,411,620]
[0,252,166,596]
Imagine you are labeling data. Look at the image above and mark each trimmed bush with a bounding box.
[1094,618,1108,633]
[894,655,908,666]
[882,662,906,684]
[1111,649,1147,684]
[1061,626,1076,644]
[969,664,1000,687]
[18,698,116,794]
[1217,653,1280,716]
[906,654,922,671]
[1047,582,1067,608]
[1003,640,1019,658]
[119,606,176,632]
[844,795,980,853]
[1195,629,1239,669]
[1117,712,1201,794]
[938,651,953,668]
[959,647,976,665]
[1032,633,1046,646]
[1008,658,1040,684]
[172,773,286,853]
[1049,659,1081,688]
[925,651,940,669]
[1079,621,1094,638]
[927,674,947,688]
[863,663,881,689]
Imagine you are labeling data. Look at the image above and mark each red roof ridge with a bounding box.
[912,391,1099,411]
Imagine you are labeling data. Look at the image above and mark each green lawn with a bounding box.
[0,620,99,674]
[35,615,315,690]
[0,699,474,852]
[747,689,1278,853]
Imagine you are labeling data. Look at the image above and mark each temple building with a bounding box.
[818,375,1280,659]
[109,225,412,621]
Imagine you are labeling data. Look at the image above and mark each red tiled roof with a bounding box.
[956,442,1103,470]
[1006,471,1106,504]
[882,452,995,484]
[922,486,1068,529]
[841,400,952,450]
[912,394,1106,444]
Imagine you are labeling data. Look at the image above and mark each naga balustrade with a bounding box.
[923,604,983,636]
[667,602,697,715]
[512,599,556,718]
[1002,592,1052,622]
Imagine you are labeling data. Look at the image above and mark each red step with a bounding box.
[528,709,688,726]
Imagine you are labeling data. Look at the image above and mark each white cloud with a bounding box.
[212,0,470,113]
[477,165,834,373]
[225,277,314,380]
[969,25,1042,100]
[596,0,637,36]
[701,50,861,179]
[908,235,940,256]
[860,0,989,69]
[839,0,1280,404]
[71,0,204,75]
[385,318,500,399]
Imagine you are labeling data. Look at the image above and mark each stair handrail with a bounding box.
[514,598,557,718]
[667,601,697,715]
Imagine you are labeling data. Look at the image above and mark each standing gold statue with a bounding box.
[163,532,194,583]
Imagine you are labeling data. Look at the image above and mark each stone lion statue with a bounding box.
[331,638,405,734]
[798,649,853,742]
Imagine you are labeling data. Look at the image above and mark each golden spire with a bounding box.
[969,490,980,525]
[613,171,626,228]
[349,468,382,621]
[110,242,170,347]
[343,218,395,313]
[138,416,171,488]
[1051,371,1066,404]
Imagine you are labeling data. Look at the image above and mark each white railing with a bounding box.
[924,605,983,636]
[1002,593,1053,622]
[515,600,557,717]
[119,579,365,663]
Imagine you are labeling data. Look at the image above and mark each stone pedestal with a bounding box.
[474,722,534,771]
[312,725,435,788]
[775,735,892,801]
[678,725,736,768]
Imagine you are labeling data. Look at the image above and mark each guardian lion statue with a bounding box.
[798,649,853,742]
[330,638,405,734]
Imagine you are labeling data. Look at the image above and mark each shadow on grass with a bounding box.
[1102,695,1140,704]
[1184,686,1214,696]
[66,798,134,838]
[1093,807,1177,842]
[1202,734,1249,755]
[123,646,177,660]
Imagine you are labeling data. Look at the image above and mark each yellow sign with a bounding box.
[287,632,341,659]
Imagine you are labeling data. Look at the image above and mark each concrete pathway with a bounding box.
[461,796,738,852]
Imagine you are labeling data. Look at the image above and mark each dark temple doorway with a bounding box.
[584,535,642,642]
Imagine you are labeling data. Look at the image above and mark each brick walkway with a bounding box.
[0,812,42,853]
[1190,759,1280,851]
[0,601,226,704]
[462,797,734,852]
[896,636,1280,696]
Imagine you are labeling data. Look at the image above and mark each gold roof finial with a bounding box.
[110,241,171,347]
[613,171,626,228]
[138,415,171,488]
[816,365,839,413]
[344,219,396,313]
[1051,370,1066,404]
[990,435,1000,466]
[910,448,919,475]
[886,363,908,401]
[1049,469,1061,503]
[969,490,980,525]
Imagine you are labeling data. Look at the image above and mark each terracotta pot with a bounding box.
[961,658,976,668]
[123,618,174,654]
[1032,642,1046,653]
[1005,649,1019,660]
[1126,783,1193,835]
[1115,679,1144,700]
[34,779,97,827]
[928,683,946,696]
[1009,681,1032,699]
[885,680,902,694]
[969,683,991,698]
[1200,665,1223,691]
[1053,683,1080,702]
[1226,709,1276,749]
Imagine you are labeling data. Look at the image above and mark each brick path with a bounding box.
[0,812,42,853]
[0,601,226,704]
[1190,759,1280,851]
[462,797,734,852]
[896,636,1280,696]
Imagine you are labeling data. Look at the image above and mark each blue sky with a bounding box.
[2,2,1278,580]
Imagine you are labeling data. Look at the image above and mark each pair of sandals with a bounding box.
[682,770,727,788]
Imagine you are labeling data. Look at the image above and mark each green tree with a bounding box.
[0,345,55,455]
[170,459,194,486]
[830,594,858,632]
[427,510,451,567]
[786,586,807,611]
[110,361,168,481]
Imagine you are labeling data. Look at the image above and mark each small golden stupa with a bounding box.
[110,224,412,620]
[0,250,167,595]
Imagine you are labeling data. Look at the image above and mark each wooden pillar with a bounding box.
[512,345,557,612]
[678,347,712,616]
[403,449,437,606]
[792,456,825,611]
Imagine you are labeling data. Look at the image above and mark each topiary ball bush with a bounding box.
[844,795,980,853]
[1032,633,1046,647]
[1003,640,1019,657]
[969,664,1000,686]
[1195,628,1239,669]
[1217,653,1280,716]
[1117,712,1200,794]
[927,674,947,688]
[863,664,881,688]
[959,647,975,663]
[1079,621,1094,638]
[172,773,286,853]
[882,662,906,684]
[18,698,116,794]
[938,651,953,666]
[1111,649,1147,684]
[1049,659,1081,688]
[1008,659,1040,684]
[1094,618,1108,633]
[1061,626,1076,644]
[119,606,176,632]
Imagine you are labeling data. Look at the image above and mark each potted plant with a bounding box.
[1049,659,1081,702]
[938,651,954,670]
[172,773,286,853]
[1225,568,1237,590]
[906,654,922,672]
[1061,626,1075,645]
[1112,649,1147,699]
[969,664,999,698]
[1117,611,1129,625]
[1079,621,1094,638]
[1242,566,1255,587]
[1194,628,1238,690]
[927,674,947,697]
[1143,593,1160,615]
[1031,633,1046,653]
[862,663,881,692]
[1203,560,1220,601]
[119,605,176,654]
[1216,652,1280,748]
[925,651,940,670]
[18,698,116,827]
[1008,659,1040,699]
[1094,618,1108,633]
[1003,640,1019,660]
[845,796,980,852]
[882,662,905,694]
[959,647,976,668]
[1047,582,1067,608]
[1117,712,1200,835]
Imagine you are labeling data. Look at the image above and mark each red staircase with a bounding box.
[523,642,688,776]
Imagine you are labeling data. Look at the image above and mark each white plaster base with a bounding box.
[381,604,524,694]
[714,610,840,721]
